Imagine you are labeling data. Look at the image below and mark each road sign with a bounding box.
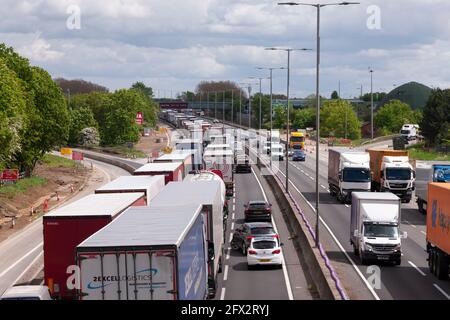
[1,169,19,181]
[60,148,72,155]
[159,102,188,109]
[136,112,143,125]
[72,151,84,161]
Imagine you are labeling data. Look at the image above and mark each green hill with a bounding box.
[379,81,432,110]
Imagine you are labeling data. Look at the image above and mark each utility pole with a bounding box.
[370,69,374,140]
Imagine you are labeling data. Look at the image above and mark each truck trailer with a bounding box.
[415,161,450,214]
[426,183,450,280]
[76,204,208,300]
[366,149,415,203]
[153,151,194,174]
[43,193,146,299]
[350,192,406,265]
[150,181,225,298]
[203,149,234,197]
[133,162,184,184]
[328,149,371,203]
[94,175,165,205]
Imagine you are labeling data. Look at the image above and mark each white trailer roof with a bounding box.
[175,139,202,144]
[45,193,144,218]
[77,204,202,248]
[352,192,399,201]
[154,152,191,162]
[206,144,230,149]
[134,162,182,173]
[95,175,165,201]
[204,149,234,157]
[151,181,222,207]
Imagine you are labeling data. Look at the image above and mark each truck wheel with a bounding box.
[218,256,223,273]
[353,244,359,256]
[359,248,367,265]
[428,251,434,273]
[436,252,449,280]
[418,200,426,215]
[394,258,401,266]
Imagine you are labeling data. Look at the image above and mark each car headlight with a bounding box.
[394,244,401,251]
[365,243,373,251]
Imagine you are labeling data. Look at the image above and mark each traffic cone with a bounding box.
[56,192,60,201]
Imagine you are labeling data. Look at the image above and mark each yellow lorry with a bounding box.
[290,131,305,149]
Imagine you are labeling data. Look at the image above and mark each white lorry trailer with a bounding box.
[350,192,406,265]
[76,204,208,300]
[150,180,225,298]
[328,149,371,204]
[415,161,450,214]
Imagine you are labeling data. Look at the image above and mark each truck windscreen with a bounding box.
[386,168,411,180]
[364,224,398,238]
[290,136,304,142]
[401,130,410,134]
[343,168,370,182]
[433,166,450,182]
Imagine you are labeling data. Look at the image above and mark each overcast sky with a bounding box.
[1,0,449,98]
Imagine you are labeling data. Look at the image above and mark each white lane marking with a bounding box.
[345,204,350,208]
[12,251,44,287]
[433,284,450,300]
[309,176,314,181]
[274,169,380,300]
[229,232,233,243]
[223,265,229,281]
[320,185,326,189]
[408,261,426,276]
[327,189,330,193]
[232,204,235,212]
[421,231,426,236]
[301,170,304,173]
[231,213,235,220]
[231,222,235,231]
[226,248,230,260]
[403,220,417,229]
[233,198,236,205]
[251,168,294,301]
[0,242,43,278]
[220,287,226,300]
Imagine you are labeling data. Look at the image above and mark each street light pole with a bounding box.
[239,89,242,126]
[207,91,210,116]
[215,91,217,119]
[222,91,225,129]
[231,90,234,125]
[248,86,252,129]
[370,69,374,140]
[278,1,360,247]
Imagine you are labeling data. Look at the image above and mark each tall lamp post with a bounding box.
[239,82,252,128]
[278,1,359,247]
[265,47,312,193]
[369,68,374,140]
[256,67,286,167]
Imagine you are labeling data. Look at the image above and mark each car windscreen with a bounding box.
[386,168,411,180]
[364,224,398,238]
[250,227,275,235]
[343,168,370,182]
[253,240,277,249]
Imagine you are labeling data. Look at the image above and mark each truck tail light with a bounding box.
[248,250,257,255]
[246,236,254,240]
[272,249,281,254]
[272,234,279,239]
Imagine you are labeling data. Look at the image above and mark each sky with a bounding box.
[1,0,450,98]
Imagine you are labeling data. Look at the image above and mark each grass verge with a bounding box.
[407,143,450,161]
[0,177,47,199]
[42,154,77,168]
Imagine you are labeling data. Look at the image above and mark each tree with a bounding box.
[68,107,98,144]
[292,108,316,129]
[131,81,153,98]
[17,67,70,170]
[196,80,246,98]
[421,89,450,147]
[374,99,416,135]
[320,100,361,140]
[102,89,145,145]
[0,57,27,169]
[273,105,286,129]
[79,127,100,146]
[54,78,109,95]
[331,91,339,99]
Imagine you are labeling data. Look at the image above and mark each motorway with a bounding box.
[239,126,450,300]
[0,159,129,296]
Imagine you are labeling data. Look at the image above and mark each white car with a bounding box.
[0,285,52,300]
[247,237,283,269]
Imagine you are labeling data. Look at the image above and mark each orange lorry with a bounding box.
[366,149,415,203]
[426,182,450,280]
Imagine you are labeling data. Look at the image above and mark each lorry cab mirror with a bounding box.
[401,231,408,239]
[353,230,359,237]
[380,171,384,178]
[208,241,215,261]
[338,171,342,180]
[413,171,416,179]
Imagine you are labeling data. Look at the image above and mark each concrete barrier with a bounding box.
[73,149,141,174]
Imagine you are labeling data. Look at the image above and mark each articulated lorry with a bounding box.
[426,183,450,280]
[415,161,450,214]
[328,149,371,203]
[76,204,208,300]
[350,192,406,265]
[43,193,146,299]
[150,181,225,298]
[366,149,415,203]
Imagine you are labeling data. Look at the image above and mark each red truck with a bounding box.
[94,175,165,205]
[133,162,184,184]
[43,192,146,299]
[426,183,450,280]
